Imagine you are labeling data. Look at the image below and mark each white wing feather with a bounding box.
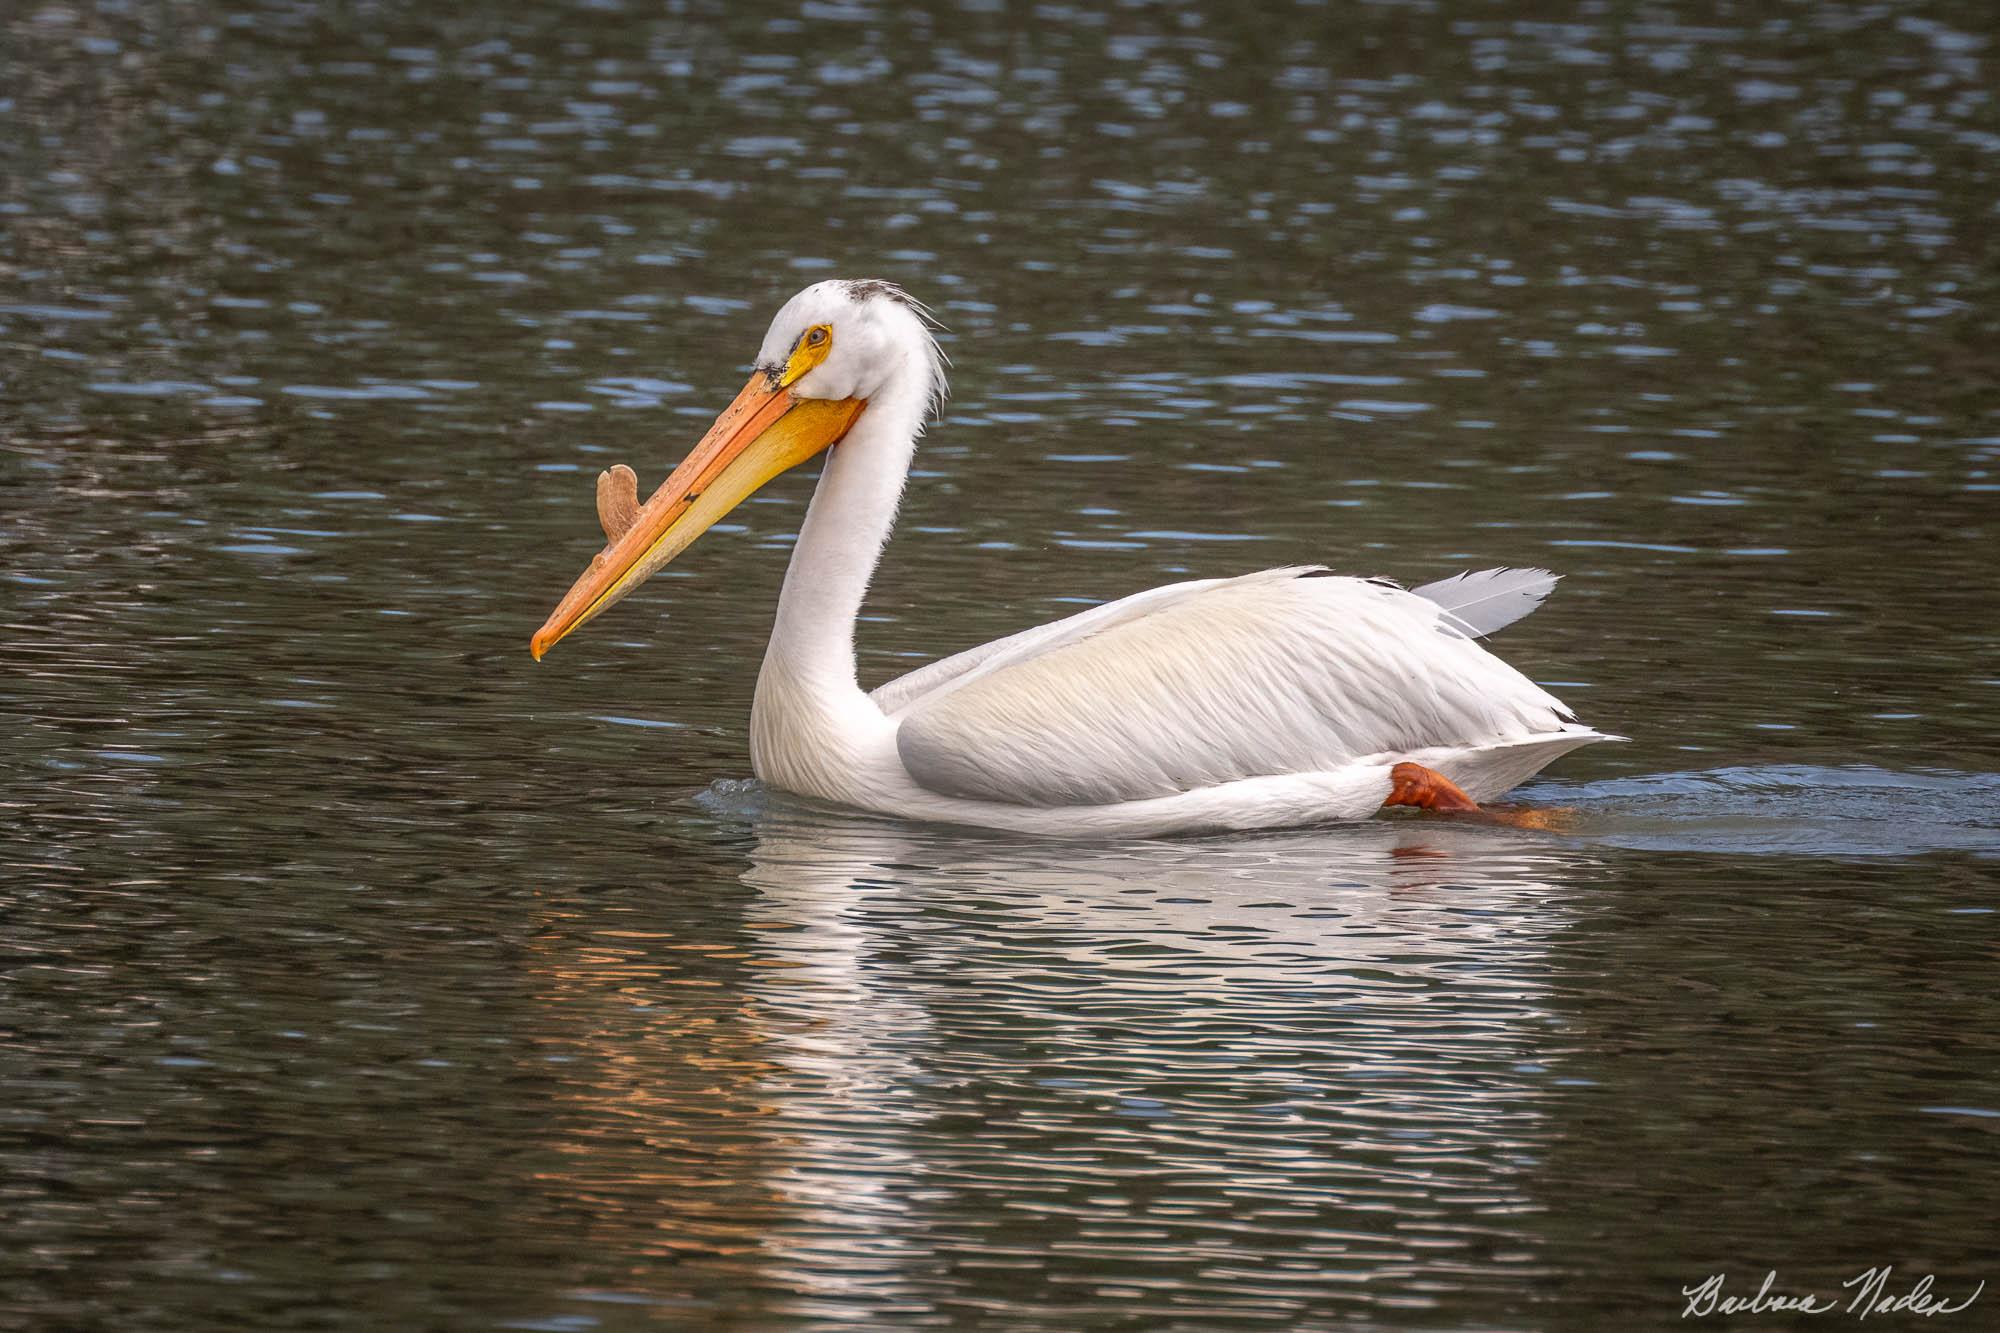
[869,576,1229,715]
[894,569,1583,807]
[878,566,1561,713]
[1411,567,1560,638]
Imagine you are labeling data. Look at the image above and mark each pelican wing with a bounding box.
[869,576,1229,715]
[894,568,1584,808]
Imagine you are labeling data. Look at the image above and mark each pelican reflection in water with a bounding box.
[712,805,1600,1312]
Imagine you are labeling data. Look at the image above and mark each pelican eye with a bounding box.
[779,324,835,387]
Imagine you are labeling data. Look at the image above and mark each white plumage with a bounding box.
[890,569,1576,806]
[1410,566,1561,638]
[537,279,1617,837]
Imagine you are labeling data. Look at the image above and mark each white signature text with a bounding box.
[1682,1268,1984,1320]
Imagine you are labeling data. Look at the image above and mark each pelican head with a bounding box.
[530,279,939,659]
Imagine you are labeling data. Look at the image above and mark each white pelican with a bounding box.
[531,279,1616,837]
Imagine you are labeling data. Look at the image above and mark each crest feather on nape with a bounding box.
[842,277,927,316]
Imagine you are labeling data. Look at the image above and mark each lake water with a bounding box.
[4,2,1997,1328]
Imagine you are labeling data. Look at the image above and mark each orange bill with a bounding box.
[530,372,865,659]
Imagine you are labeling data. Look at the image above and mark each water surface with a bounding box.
[4,2,1997,1328]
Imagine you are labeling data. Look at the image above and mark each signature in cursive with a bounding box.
[1682,1267,1985,1320]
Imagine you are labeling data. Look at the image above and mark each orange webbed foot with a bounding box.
[1384,762,1483,814]
[1382,763,1575,830]
[1483,805,1577,832]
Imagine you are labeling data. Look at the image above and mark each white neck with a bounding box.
[748,357,930,794]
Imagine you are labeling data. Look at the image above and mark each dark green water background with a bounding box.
[4,1,1997,1328]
